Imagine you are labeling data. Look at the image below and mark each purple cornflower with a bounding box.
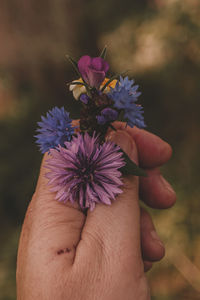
[97,107,118,125]
[78,55,109,89]
[35,107,75,153]
[45,133,125,211]
[109,76,146,128]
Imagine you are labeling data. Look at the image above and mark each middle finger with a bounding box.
[139,168,176,209]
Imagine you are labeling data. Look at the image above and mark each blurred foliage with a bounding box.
[0,0,200,299]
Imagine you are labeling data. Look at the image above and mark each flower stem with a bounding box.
[109,124,117,131]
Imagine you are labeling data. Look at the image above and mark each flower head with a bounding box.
[109,76,145,128]
[35,107,75,153]
[80,93,90,104]
[69,77,117,100]
[69,78,86,100]
[97,107,118,125]
[78,55,109,89]
[45,133,125,210]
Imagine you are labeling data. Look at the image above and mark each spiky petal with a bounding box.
[45,133,125,211]
[109,76,146,128]
[35,107,75,153]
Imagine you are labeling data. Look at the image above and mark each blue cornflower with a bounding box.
[109,76,146,128]
[35,107,75,153]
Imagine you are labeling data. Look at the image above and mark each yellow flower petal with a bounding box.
[69,77,118,100]
[100,78,118,93]
[69,78,86,100]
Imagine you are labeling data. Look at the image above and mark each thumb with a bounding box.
[75,130,142,269]
[17,153,86,270]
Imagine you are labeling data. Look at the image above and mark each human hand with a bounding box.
[16,125,176,300]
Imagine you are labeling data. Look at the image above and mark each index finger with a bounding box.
[112,122,172,168]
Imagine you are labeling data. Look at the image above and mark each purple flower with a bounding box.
[45,133,125,211]
[97,108,118,125]
[80,93,90,104]
[78,55,109,89]
[35,107,75,153]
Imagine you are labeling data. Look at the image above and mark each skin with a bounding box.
[16,124,176,300]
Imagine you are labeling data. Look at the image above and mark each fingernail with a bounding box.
[106,131,133,157]
[150,230,164,248]
[160,176,175,194]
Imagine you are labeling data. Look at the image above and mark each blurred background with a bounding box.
[0,0,200,299]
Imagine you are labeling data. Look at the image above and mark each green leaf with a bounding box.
[66,55,81,78]
[120,150,147,177]
[109,124,117,131]
[117,110,126,122]
[99,45,107,59]
[66,55,92,96]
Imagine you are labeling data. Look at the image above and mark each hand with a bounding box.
[16,125,176,300]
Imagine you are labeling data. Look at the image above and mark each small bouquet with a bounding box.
[35,47,146,211]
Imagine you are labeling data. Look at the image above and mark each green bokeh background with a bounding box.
[0,0,200,299]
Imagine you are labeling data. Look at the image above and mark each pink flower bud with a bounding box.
[78,55,109,89]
